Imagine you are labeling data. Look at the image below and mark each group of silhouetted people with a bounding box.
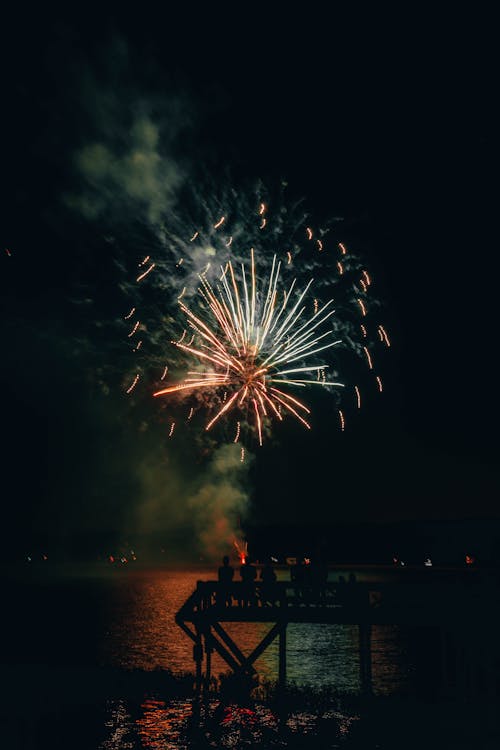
[216,556,278,608]
[290,558,330,603]
[215,555,359,608]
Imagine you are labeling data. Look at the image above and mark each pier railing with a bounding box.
[176,578,484,625]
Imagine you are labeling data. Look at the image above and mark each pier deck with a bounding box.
[176,574,495,690]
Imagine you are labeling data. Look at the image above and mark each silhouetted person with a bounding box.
[290,560,301,582]
[259,561,277,606]
[346,571,359,605]
[311,558,329,603]
[239,560,257,607]
[217,555,234,607]
[301,559,313,603]
[290,558,307,603]
[336,574,347,605]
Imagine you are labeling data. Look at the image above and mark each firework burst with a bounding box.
[153,248,344,445]
[120,182,390,449]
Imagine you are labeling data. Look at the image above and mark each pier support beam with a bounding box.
[279,623,287,687]
[204,625,213,687]
[359,623,372,694]
[193,628,203,694]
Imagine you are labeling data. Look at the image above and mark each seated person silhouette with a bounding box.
[239,560,257,607]
[217,555,234,607]
[259,561,278,606]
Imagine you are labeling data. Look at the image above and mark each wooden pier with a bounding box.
[175,573,498,693]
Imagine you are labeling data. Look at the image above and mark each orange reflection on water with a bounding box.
[135,698,192,750]
[370,625,412,696]
[101,570,203,672]
[101,569,284,680]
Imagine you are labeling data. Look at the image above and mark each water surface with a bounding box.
[2,564,473,748]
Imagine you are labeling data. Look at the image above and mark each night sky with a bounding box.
[1,9,498,561]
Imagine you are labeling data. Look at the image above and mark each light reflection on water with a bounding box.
[98,698,361,749]
[100,571,199,673]
[6,565,496,748]
[8,566,451,749]
[101,699,134,750]
[135,698,192,750]
[100,698,194,750]
[99,568,412,695]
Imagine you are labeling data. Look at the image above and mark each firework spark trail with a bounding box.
[357,298,367,316]
[136,262,155,282]
[378,325,391,347]
[126,373,140,394]
[355,385,361,409]
[128,320,140,337]
[233,538,248,564]
[363,345,373,369]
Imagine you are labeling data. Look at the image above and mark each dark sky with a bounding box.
[1,9,499,556]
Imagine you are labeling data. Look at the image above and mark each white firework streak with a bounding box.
[153,250,344,444]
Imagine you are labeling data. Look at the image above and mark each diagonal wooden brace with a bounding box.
[211,621,255,673]
[213,621,284,674]
[176,618,198,643]
[209,627,247,673]
[244,622,283,669]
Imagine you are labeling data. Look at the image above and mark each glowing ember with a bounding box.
[233,538,248,564]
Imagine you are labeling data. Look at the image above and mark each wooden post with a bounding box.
[204,626,212,689]
[279,623,287,687]
[193,627,203,694]
[359,623,372,694]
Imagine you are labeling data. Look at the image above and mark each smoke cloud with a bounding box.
[67,114,185,224]
[63,35,192,226]
[131,438,252,562]
[187,444,251,560]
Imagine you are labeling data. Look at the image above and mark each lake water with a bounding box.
[4,565,417,691]
[2,564,493,748]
